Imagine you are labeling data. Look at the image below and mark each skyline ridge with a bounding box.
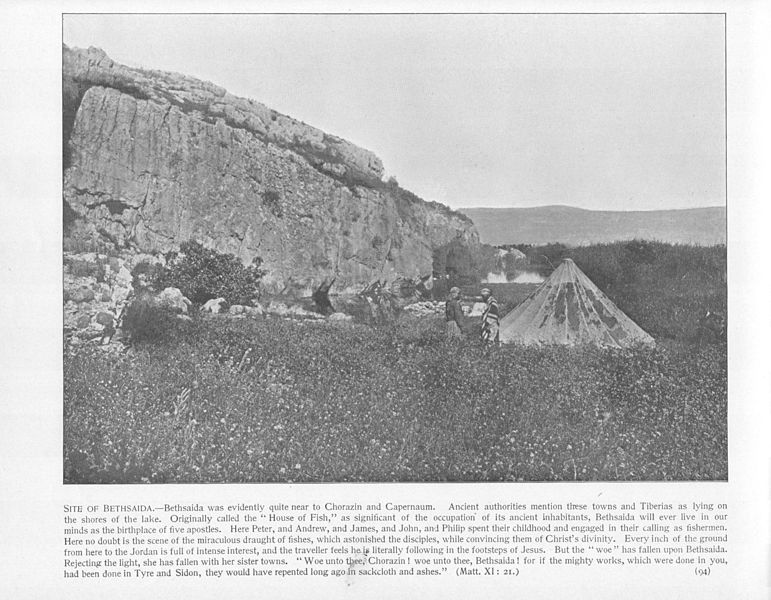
[461,204,726,213]
[461,205,725,246]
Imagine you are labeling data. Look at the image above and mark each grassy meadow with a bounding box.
[63,240,727,483]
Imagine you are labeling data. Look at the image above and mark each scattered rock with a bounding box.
[202,297,227,314]
[95,311,115,327]
[70,287,95,303]
[99,340,129,354]
[76,314,91,329]
[114,265,133,288]
[228,304,245,315]
[404,301,444,317]
[328,312,353,322]
[266,301,323,320]
[81,323,105,340]
[111,284,132,306]
[157,287,192,314]
[290,305,323,319]
[266,301,290,317]
[244,304,264,317]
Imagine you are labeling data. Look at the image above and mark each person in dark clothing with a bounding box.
[445,286,464,340]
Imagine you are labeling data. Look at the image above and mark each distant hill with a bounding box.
[459,205,726,246]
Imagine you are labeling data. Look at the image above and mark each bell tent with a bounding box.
[498,258,654,348]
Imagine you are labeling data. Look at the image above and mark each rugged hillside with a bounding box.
[461,205,726,247]
[63,45,477,294]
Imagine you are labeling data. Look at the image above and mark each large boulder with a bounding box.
[114,264,133,284]
[70,286,95,303]
[157,287,192,314]
[95,311,115,327]
[202,297,226,314]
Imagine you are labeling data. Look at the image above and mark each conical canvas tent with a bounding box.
[499,259,654,348]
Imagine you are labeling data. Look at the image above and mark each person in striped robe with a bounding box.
[480,288,500,348]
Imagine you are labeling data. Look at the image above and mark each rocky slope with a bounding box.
[63,45,477,294]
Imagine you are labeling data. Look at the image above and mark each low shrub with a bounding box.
[67,259,98,278]
[261,190,283,218]
[66,256,108,282]
[121,293,188,345]
[130,260,165,289]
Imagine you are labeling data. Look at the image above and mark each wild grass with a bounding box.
[64,315,726,483]
[63,240,727,483]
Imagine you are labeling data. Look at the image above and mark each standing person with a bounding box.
[445,286,464,340]
[480,288,500,349]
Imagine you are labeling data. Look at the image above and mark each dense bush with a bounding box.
[120,293,189,346]
[156,241,264,305]
[261,190,283,218]
[130,260,165,288]
[568,241,726,341]
[65,255,108,282]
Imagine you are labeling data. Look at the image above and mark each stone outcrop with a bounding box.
[63,252,134,341]
[201,298,226,314]
[403,301,446,317]
[156,287,192,314]
[63,45,478,294]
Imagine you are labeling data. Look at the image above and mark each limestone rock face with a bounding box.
[63,45,478,294]
[63,252,135,340]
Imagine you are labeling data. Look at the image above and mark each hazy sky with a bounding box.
[63,13,725,211]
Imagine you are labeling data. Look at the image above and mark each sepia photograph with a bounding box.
[61,13,727,484]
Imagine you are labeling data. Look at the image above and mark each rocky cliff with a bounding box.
[63,45,478,294]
